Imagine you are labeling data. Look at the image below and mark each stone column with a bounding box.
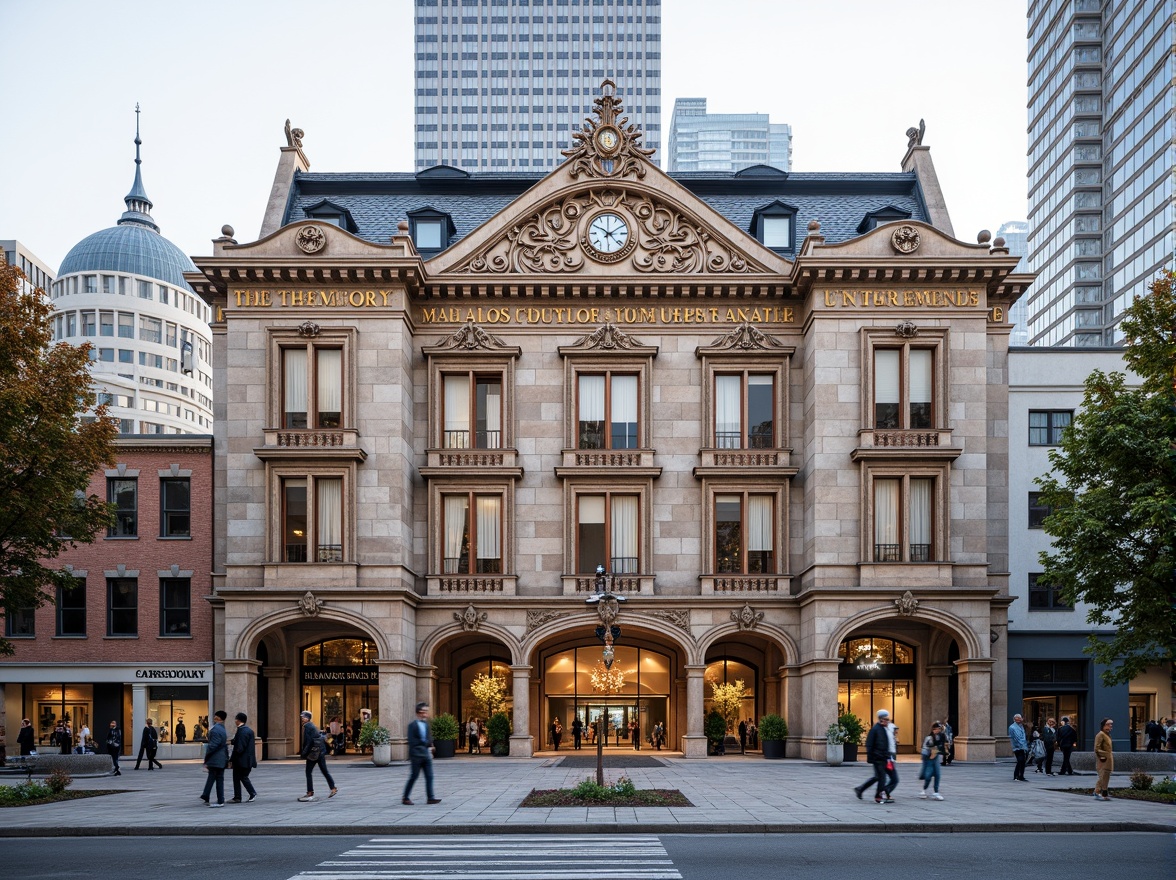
[954,657,996,761]
[263,665,291,758]
[682,664,708,758]
[925,664,954,730]
[509,665,534,757]
[763,673,781,717]
[377,659,418,762]
[132,685,147,755]
[221,659,261,722]
[790,659,841,760]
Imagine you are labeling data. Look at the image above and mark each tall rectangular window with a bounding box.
[874,476,933,562]
[715,494,774,573]
[283,478,308,562]
[107,578,138,636]
[5,607,35,637]
[577,494,638,573]
[81,310,97,337]
[715,373,774,448]
[160,478,191,537]
[1029,410,1072,445]
[283,346,344,429]
[317,477,342,562]
[1028,573,1071,610]
[107,478,138,537]
[874,348,933,429]
[443,373,502,448]
[56,579,86,636]
[577,373,638,449]
[442,493,502,574]
[1028,492,1052,529]
[160,578,191,635]
[118,312,135,338]
[99,310,114,336]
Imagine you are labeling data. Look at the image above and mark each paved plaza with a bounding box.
[2,752,1171,836]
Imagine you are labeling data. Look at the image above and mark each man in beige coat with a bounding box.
[1093,717,1114,800]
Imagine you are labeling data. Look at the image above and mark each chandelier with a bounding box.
[590,659,625,694]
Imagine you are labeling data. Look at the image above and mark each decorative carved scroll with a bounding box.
[454,603,487,631]
[894,591,920,616]
[526,610,569,633]
[731,603,765,630]
[707,321,790,352]
[566,321,646,352]
[649,609,692,635]
[297,591,323,617]
[433,319,509,352]
[561,79,655,180]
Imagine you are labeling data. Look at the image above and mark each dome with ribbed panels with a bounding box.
[57,107,196,291]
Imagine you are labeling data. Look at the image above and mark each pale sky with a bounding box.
[0,0,1029,272]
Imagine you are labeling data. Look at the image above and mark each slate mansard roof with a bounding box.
[281,166,929,254]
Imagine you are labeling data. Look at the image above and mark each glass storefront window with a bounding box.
[300,638,379,752]
[25,684,93,751]
[149,685,209,744]
[838,636,916,750]
[704,658,757,723]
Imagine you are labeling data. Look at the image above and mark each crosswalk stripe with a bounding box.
[286,835,683,880]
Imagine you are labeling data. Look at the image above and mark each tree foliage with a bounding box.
[0,259,117,654]
[709,679,747,733]
[1035,269,1176,685]
[469,672,508,718]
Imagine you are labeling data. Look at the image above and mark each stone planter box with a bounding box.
[762,739,786,759]
[826,743,844,766]
[3,754,114,776]
[371,743,392,766]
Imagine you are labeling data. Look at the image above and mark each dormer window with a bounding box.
[303,199,358,233]
[857,206,913,234]
[407,207,456,254]
[750,201,797,251]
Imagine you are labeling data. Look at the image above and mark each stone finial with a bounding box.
[397,220,409,233]
[807,219,821,233]
[905,119,926,148]
[221,224,235,238]
[993,237,1006,248]
[977,229,991,245]
[284,119,304,149]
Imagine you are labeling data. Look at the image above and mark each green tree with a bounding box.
[0,259,117,654]
[469,672,508,718]
[1035,269,1176,686]
[709,679,746,734]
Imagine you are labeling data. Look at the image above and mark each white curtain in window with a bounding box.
[909,349,932,406]
[715,375,741,447]
[611,495,638,572]
[875,350,900,405]
[874,478,899,545]
[484,383,501,435]
[611,374,637,423]
[284,349,308,415]
[444,496,469,562]
[910,478,932,545]
[475,496,501,560]
[579,375,605,421]
[747,495,772,552]
[317,478,342,550]
[317,349,342,415]
[579,495,605,524]
[444,375,470,445]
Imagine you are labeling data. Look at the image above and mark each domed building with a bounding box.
[51,111,213,434]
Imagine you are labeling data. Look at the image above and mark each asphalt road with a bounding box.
[4,832,1171,880]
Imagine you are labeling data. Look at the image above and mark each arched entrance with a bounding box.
[837,636,916,750]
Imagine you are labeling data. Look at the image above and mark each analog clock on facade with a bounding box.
[584,212,633,261]
[595,126,620,155]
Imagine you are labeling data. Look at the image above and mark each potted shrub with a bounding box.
[431,712,459,759]
[759,713,787,759]
[487,711,511,756]
[704,710,727,755]
[358,718,392,766]
[839,712,865,762]
[825,721,846,766]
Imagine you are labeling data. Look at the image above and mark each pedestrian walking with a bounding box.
[1093,717,1114,801]
[298,711,338,802]
[853,708,898,803]
[58,722,72,755]
[917,721,947,800]
[1145,719,1161,752]
[1041,717,1058,775]
[1008,713,1028,781]
[17,718,34,756]
[749,718,758,751]
[738,719,748,754]
[630,717,640,750]
[1030,727,1046,773]
[550,717,563,751]
[104,720,123,775]
[571,715,583,750]
[77,724,90,754]
[402,702,441,806]
[1057,716,1078,775]
[229,712,258,803]
[135,718,163,770]
[200,710,229,807]
[467,717,480,754]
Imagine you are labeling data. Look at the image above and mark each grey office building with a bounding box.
[414,0,662,171]
[1025,0,1174,346]
[666,98,792,173]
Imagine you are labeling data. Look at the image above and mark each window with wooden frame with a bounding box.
[442,372,502,449]
[282,346,343,429]
[872,474,936,562]
[714,493,776,573]
[714,372,775,449]
[862,328,947,432]
[281,474,344,563]
[576,372,639,450]
[57,578,86,636]
[576,493,640,574]
[106,577,138,636]
[107,477,138,537]
[441,492,502,574]
[160,578,191,635]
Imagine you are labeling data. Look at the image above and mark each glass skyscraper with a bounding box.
[1025,0,1173,346]
[666,98,792,173]
[413,0,662,171]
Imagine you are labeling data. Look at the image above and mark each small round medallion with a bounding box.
[595,126,621,157]
[295,224,327,254]
[890,225,921,254]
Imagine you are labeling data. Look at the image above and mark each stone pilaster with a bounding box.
[509,664,534,757]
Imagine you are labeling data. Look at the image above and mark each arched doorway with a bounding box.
[837,636,916,750]
[300,637,379,753]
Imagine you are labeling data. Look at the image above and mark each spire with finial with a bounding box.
[119,102,159,232]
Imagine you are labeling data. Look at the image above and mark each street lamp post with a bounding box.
[586,564,626,786]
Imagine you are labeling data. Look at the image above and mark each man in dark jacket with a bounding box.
[402,702,440,805]
[298,711,337,802]
[16,718,35,755]
[738,719,748,754]
[104,720,122,775]
[229,712,258,803]
[199,710,229,807]
[853,709,898,803]
[1056,716,1078,775]
[135,718,163,770]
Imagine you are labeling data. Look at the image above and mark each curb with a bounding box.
[0,821,1171,838]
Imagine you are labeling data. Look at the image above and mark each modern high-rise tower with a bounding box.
[413,0,662,171]
[1025,0,1174,347]
[666,98,792,173]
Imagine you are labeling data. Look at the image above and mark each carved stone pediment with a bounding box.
[457,186,767,276]
[700,321,792,354]
[560,78,655,182]
[564,322,649,352]
[424,319,511,353]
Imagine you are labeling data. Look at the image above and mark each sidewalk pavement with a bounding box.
[2,752,1171,837]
